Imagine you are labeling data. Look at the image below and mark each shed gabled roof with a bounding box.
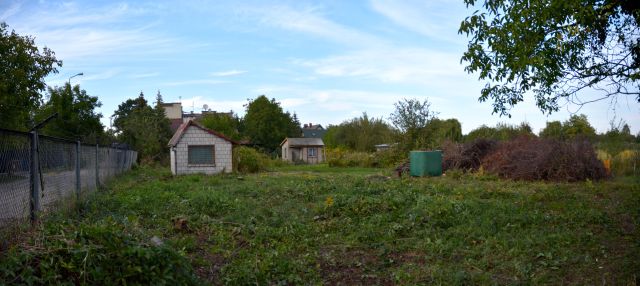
[280,137,324,147]
[168,120,239,147]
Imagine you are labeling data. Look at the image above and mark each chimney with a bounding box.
[309,122,312,127]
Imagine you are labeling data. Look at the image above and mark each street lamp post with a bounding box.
[68,72,84,87]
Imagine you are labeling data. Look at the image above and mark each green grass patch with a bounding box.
[1,165,638,285]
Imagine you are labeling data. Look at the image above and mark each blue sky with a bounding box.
[2,0,638,134]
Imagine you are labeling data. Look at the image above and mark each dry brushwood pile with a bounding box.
[442,139,497,171]
[443,137,607,182]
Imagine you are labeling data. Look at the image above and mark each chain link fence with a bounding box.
[0,128,137,233]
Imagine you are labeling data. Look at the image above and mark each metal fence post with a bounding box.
[95,144,99,189]
[76,141,81,200]
[29,131,40,224]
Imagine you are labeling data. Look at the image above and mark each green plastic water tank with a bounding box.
[410,150,443,177]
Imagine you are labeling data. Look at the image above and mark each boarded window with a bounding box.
[308,147,316,157]
[188,145,215,165]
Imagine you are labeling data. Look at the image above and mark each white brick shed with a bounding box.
[168,120,238,175]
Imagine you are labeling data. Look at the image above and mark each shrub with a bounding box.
[233,146,272,173]
[325,147,405,168]
[611,149,640,177]
[481,137,607,181]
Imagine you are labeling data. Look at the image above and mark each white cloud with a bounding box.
[210,70,247,77]
[163,79,228,86]
[81,69,120,81]
[130,72,160,79]
[296,47,468,87]
[236,4,382,46]
[7,2,180,63]
[0,1,22,20]
[370,0,466,43]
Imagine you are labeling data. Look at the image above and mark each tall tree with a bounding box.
[323,113,396,152]
[389,98,438,149]
[243,95,299,152]
[459,0,639,117]
[199,112,243,141]
[540,121,565,140]
[112,92,172,162]
[465,122,534,141]
[563,114,597,139]
[35,83,104,142]
[0,22,62,130]
[424,118,463,147]
[153,90,173,145]
[112,92,148,133]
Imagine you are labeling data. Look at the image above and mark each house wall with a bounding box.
[173,126,232,174]
[281,140,293,162]
[163,103,183,119]
[281,139,324,164]
[300,146,324,164]
[170,147,176,175]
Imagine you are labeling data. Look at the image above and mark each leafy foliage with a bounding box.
[0,218,199,285]
[539,114,596,140]
[323,113,396,152]
[112,92,172,162]
[459,0,640,116]
[0,22,62,130]
[232,146,278,173]
[243,95,300,152]
[465,122,534,142]
[389,98,438,149]
[326,147,406,168]
[35,83,105,142]
[199,112,243,141]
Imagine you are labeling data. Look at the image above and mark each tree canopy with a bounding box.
[539,114,597,140]
[323,113,396,152]
[112,92,172,162]
[459,0,640,117]
[389,98,438,149]
[243,95,300,152]
[35,83,104,142]
[465,122,534,142]
[0,22,61,130]
[199,112,243,141]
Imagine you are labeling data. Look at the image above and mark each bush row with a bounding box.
[326,147,405,168]
[232,146,287,173]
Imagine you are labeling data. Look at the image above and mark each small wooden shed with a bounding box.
[168,120,237,175]
[281,138,325,164]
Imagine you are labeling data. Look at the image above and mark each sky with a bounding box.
[1,0,638,134]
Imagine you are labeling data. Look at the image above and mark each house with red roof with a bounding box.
[168,119,238,175]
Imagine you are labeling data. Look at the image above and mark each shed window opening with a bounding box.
[308,147,316,157]
[188,145,215,165]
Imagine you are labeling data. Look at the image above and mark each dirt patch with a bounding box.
[192,233,228,285]
[318,247,393,285]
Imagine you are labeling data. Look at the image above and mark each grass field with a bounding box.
[1,165,638,285]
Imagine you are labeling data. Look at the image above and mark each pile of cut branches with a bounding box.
[442,137,607,181]
[481,137,607,181]
[442,139,497,171]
